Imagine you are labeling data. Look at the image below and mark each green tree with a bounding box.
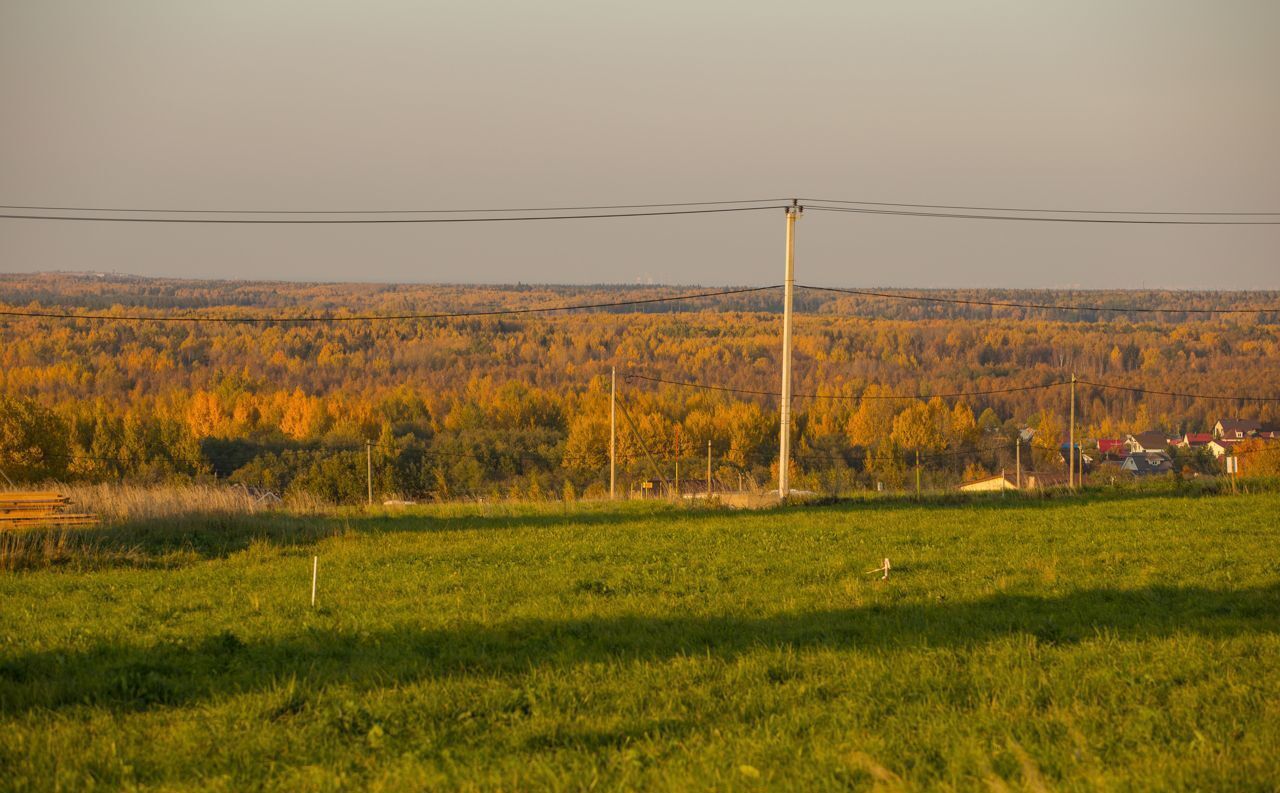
[0,395,70,482]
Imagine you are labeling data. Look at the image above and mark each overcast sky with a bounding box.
[2,1,1277,289]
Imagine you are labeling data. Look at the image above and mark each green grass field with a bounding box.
[2,491,1278,791]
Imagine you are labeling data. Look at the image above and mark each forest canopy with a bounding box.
[2,273,1277,500]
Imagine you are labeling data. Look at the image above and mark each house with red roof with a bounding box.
[1178,433,1213,449]
[1097,438,1127,460]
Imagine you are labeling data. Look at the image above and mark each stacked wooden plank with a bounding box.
[0,492,98,528]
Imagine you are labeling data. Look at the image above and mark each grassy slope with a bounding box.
[1,494,1278,791]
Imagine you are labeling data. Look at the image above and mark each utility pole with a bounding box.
[915,449,921,499]
[1016,438,1022,489]
[673,427,680,501]
[1069,373,1077,489]
[366,439,373,506]
[610,367,617,500]
[778,199,801,499]
[707,440,712,499]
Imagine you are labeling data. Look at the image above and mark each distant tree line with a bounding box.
[2,275,1277,501]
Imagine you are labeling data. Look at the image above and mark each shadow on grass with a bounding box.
[2,582,1276,714]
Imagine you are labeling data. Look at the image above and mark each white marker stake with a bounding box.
[864,558,891,580]
[311,556,318,607]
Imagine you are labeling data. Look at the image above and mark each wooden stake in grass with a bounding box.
[311,555,318,607]
[865,558,891,580]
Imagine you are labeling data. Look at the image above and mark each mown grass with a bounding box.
[1,491,1278,791]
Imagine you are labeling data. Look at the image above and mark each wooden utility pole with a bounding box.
[1069,373,1077,489]
[915,449,922,499]
[778,200,801,499]
[1016,438,1022,489]
[707,440,713,499]
[673,427,680,501]
[366,440,373,506]
[610,367,616,500]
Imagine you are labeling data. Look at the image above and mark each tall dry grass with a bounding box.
[54,482,326,522]
[1,483,332,571]
[0,528,148,572]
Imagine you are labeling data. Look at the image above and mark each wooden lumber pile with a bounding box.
[0,492,99,528]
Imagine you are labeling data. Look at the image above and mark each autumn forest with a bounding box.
[2,273,1278,502]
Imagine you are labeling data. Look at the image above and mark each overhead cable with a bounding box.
[803,204,1280,225]
[0,205,786,224]
[800,197,1280,217]
[624,372,1066,400]
[0,198,789,215]
[1076,379,1280,402]
[798,284,1279,315]
[0,285,781,323]
[627,372,1280,404]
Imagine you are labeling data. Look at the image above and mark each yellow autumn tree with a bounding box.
[185,390,225,439]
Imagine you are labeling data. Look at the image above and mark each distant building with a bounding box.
[1121,451,1174,476]
[1125,431,1172,453]
[957,471,1066,492]
[1207,439,1237,459]
[1024,472,1068,489]
[1058,443,1092,471]
[958,473,1018,492]
[1097,438,1127,459]
[1214,418,1261,440]
[1178,433,1213,449]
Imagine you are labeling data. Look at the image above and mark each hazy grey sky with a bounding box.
[2,1,1277,288]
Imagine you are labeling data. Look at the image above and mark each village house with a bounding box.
[1057,443,1092,471]
[1096,438,1127,460]
[1177,433,1213,449]
[1121,450,1174,475]
[1125,431,1172,454]
[957,471,1067,492]
[1207,439,1237,459]
[1214,418,1261,440]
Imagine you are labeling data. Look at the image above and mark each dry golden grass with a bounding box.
[0,528,145,572]
[0,484,333,571]
[54,482,325,522]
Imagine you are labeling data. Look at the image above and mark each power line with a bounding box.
[1076,379,1280,403]
[628,371,1280,404]
[0,285,781,323]
[0,198,790,215]
[7,195,1275,217]
[624,372,1066,400]
[798,284,1280,315]
[0,205,786,224]
[803,204,1280,225]
[800,197,1280,217]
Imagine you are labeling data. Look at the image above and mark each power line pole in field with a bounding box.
[366,440,373,506]
[610,366,617,500]
[1016,437,1022,489]
[674,426,680,501]
[778,200,801,499]
[707,440,713,500]
[1069,373,1077,489]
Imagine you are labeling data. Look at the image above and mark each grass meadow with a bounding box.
[1,490,1278,791]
